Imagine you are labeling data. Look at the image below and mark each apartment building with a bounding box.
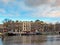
[22,21,31,32]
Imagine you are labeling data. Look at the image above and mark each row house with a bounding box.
[3,21,31,34]
[3,20,60,34]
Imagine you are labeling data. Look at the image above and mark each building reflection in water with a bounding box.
[2,35,47,45]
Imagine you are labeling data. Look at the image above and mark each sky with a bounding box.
[0,0,60,24]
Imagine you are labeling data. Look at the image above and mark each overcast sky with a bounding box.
[0,0,60,24]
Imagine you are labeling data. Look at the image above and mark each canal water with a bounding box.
[0,35,60,45]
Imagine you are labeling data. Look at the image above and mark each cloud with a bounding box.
[0,0,36,17]
[24,0,48,7]
[0,0,25,17]
[55,0,60,6]
[24,0,60,7]
[25,6,60,18]
[0,0,60,18]
[47,11,60,17]
[2,0,9,3]
[23,0,60,18]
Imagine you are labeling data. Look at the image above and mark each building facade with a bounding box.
[22,21,31,32]
[2,20,60,34]
[3,21,31,34]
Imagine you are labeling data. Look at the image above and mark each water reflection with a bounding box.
[0,35,60,45]
[2,35,47,45]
